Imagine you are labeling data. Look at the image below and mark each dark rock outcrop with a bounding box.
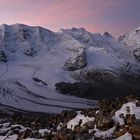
[133,48,140,62]
[23,48,37,57]
[0,51,7,62]
[64,50,87,71]
[55,80,140,100]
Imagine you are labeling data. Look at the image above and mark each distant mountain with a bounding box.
[0,24,140,113]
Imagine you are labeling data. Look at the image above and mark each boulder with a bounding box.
[125,114,136,125]
[129,124,140,136]
[113,124,128,138]
[96,111,114,131]
[97,99,112,112]
[84,121,95,129]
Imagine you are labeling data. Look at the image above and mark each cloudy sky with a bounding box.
[0,0,140,37]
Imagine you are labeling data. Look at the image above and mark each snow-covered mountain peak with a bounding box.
[0,24,140,113]
[71,27,86,32]
[136,26,140,32]
[61,27,90,37]
[119,26,140,47]
[103,31,114,39]
[103,31,112,37]
[0,23,58,59]
[103,31,116,43]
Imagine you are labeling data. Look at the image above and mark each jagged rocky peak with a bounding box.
[71,27,86,32]
[62,27,105,47]
[132,26,140,36]
[119,26,140,46]
[61,27,89,37]
[118,26,140,62]
[136,26,140,33]
[103,31,110,36]
[62,27,86,32]
[118,34,126,42]
[103,31,113,38]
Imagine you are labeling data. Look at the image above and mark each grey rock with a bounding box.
[23,48,37,57]
[133,48,140,62]
[0,51,7,62]
[64,50,87,71]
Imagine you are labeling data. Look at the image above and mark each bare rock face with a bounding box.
[0,51,7,62]
[133,48,140,62]
[64,49,87,71]
[23,48,37,57]
[118,34,126,42]
[84,69,118,82]
[103,31,113,39]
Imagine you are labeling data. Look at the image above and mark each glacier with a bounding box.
[0,24,140,113]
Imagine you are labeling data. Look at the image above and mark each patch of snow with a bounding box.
[112,101,140,125]
[0,134,18,140]
[24,138,44,140]
[136,26,140,31]
[39,129,51,137]
[89,137,95,140]
[114,133,132,140]
[67,111,95,130]
[57,123,63,131]
[94,127,115,138]
[2,123,10,128]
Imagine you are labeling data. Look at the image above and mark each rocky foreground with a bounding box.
[0,95,140,140]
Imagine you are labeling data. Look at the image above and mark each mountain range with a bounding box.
[0,24,140,114]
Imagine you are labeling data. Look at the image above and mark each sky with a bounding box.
[0,0,140,37]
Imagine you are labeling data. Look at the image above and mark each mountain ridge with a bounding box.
[0,23,140,113]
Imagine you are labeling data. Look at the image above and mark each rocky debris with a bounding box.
[64,49,87,71]
[0,51,7,62]
[0,95,140,139]
[133,48,140,62]
[23,48,37,57]
[96,111,114,131]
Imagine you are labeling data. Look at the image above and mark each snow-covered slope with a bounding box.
[119,26,140,62]
[119,26,140,47]
[0,24,140,113]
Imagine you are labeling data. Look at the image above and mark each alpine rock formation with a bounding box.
[0,24,140,113]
